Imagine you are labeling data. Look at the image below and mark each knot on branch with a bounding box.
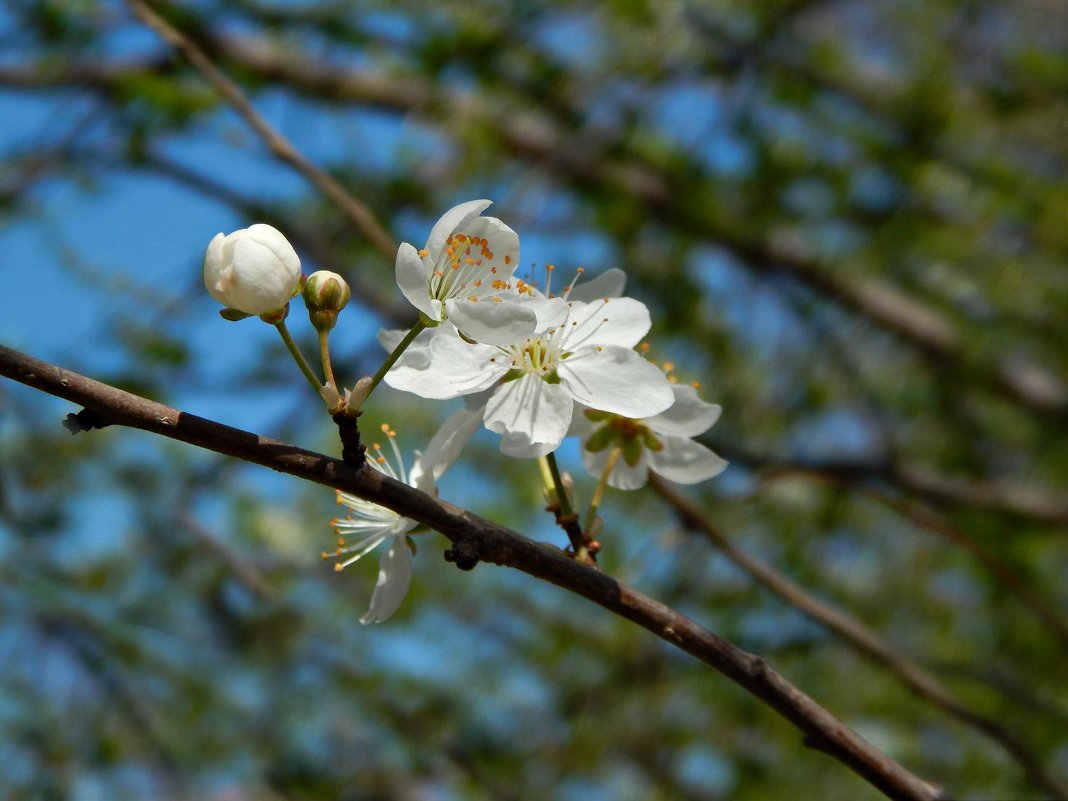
[332,411,366,468]
[63,407,112,434]
[443,538,480,571]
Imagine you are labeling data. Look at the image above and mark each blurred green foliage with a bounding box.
[1,1,1067,799]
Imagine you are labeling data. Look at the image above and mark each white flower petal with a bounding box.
[647,384,723,438]
[227,235,298,314]
[395,242,435,318]
[513,295,570,330]
[385,334,503,399]
[377,327,406,352]
[498,430,560,459]
[483,375,573,457]
[567,267,627,302]
[410,403,485,493]
[559,346,673,418]
[581,443,651,490]
[445,297,538,345]
[560,297,651,351]
[648,436,728,484]
[458,214,520,279]
[359,537,412,624]
[246,223,301,277]
[424,199,493,256]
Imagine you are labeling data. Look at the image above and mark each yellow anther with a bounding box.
[334,563,344,572]
[662,361,675,372]
[418,249,428,257]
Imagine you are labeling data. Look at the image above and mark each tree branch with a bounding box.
[650,475,1068,801]
[124,0,397,262]
[0,343,944,801]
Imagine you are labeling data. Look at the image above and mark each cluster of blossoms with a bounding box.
[203,200,725,623]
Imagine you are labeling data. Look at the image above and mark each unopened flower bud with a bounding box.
[320,382,341,411]
[303,270,351,332]
[344,376,374,415]
[203,224,301,316]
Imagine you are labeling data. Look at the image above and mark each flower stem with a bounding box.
[584,447,621,532]
[365,318,428,398]
[545,452,573,519]
[544,452,598,565]
[275,320,322,393]
[318,329,338,394]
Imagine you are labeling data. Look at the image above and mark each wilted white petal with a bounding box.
[359,538,413,624]
[648,437,728,484]
[559,346,673,418]
[646,384,723,438]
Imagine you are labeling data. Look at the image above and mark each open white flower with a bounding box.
[395,199,566,344]
[576,383,728,489]
[325,407,481,624]
[203,224,301,315]
[385,297,674,457]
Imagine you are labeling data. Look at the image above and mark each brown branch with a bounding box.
[124,0,397,262]
[751,459,1068,645]
[650,475,1068,801]
[0,343,944,801]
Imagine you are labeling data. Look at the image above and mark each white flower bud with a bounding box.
[203,224,301,316]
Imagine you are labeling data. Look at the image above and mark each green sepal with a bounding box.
[622,436,644,467]
[585,426,615,453]
[641,428,664,452]
[219,308,253,321]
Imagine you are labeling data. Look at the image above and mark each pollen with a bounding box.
[640,342,650,352]
[492,297,502,303]
[504,255,511,265]
[691,380,701,389]
[334,563,344,572]
[468,295,479,302]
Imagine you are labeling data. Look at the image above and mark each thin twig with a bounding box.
[0,343,944,801]
[124,0,397,261]
[649,475,1068,801]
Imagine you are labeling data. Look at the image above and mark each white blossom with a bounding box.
[576,383,728,489]
[385,297,674,458]
[203,224,301,315]
[394,199,565,344]
[326,407,481,623]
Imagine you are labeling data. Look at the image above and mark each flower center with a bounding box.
[425,232,504,302]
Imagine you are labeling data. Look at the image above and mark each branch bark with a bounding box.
[650,475,1068,801]
[0,343,944,801]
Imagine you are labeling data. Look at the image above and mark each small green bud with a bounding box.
[303,270,351,331]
